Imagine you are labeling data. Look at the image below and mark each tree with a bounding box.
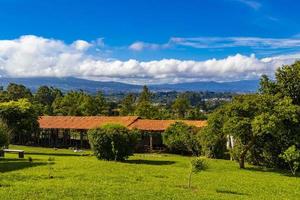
[260,61,300,105]
[93,92,108,115]
[163,122,200,155]
[34,86,62,115]
[0,99,39,144]
[135,86,159,119]
[0,121,9,148]
[172,94,190,119]
[88,124,139,161]
[223,94,298,168]
[280,145,300,176]
[120,93,136,116]
[188,158,208,188]
[6,83,32,101]
[138,85,151,104]
[198,108,227,159]
[53,91,108,116]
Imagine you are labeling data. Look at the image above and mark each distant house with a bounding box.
[38,116,207,151]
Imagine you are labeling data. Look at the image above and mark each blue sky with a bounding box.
[0,0,300,83]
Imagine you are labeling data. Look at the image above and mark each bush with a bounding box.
[188,157,208,188]
[280,145,300,176]
[0,121,9,149]
[88,124,139,161]
[163,122,200,155]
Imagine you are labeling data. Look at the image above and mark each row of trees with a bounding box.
[0,84,207,120]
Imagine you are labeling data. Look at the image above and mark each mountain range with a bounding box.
[0,77,260,93]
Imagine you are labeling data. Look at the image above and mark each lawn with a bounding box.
[0,145,299,200]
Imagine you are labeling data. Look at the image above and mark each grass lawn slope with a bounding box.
[0,145,299,200]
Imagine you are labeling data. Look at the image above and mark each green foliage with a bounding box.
[0,99,39,144]
[34,86,62,115]
[280,145,300,176]
[163,122,200,155]
[191,157,208,173]
[120,93,136,116]
[198,109,227,158]
[88,124,139,161]
[172,94,190,119]
[202,94,299,169]
[6,83,32,101]
[188,157,208,188]
[0,121,9,148]
[52,91,108,116]
[138,85,152,103]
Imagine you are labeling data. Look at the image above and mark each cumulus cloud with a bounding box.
[0,35,300,84]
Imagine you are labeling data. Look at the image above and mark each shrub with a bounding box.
[88,124,139,161]
[163,122,200,155]
[280,145,300,176]
[0,121,9,149]
[188,157,208,188]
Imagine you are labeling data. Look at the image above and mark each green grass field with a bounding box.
[0,145,299,200]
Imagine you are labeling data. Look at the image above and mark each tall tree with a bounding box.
[138,86,151,104]
[6,83,32,101]
[172,94,190,119]
[120,93,136,116]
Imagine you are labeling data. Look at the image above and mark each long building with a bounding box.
[38,116,207,151]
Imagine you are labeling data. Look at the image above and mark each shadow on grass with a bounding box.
[216,189,248,196]
[123,159,176,165]
[25,152,89,157]
[245,166,299,177]
[0,158,42,162]
[0,160,47,173]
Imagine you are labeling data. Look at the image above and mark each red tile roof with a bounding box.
[38,116,207,131]
[38,116,139,130]
[128,119,207,131]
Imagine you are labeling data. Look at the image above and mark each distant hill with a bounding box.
[0,77,259,93]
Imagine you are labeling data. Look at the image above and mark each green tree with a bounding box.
[0,121,9,148]
[172,94,190,119]
[198,108,227,158]
[6,83,32,101]
[188,158,208,188]
[94,92,108,115]
[0,99,39,144]
[280,145,300,176]
[34,86,63,115]
[163,122,200,155]
[260,61,300,105]
[138,85,151,104]
[223,95,298,168]
[135,86,158,119]
[88,124,139,161]
[120,93,136,116]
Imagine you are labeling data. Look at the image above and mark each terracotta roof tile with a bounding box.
[38,116,207,131]
[39,116,139,130]
[128,119,207,131]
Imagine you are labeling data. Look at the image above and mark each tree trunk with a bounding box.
[239,156,245,169]
[239,137,256,169]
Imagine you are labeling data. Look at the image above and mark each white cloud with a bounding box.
[129,41,163,51]
[234,0,261,10]
[127,37,300,52]
[170,37,300,49]
[72,40,91,51]
[0,35,300,84]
